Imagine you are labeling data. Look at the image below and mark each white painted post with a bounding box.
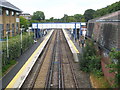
[28,29,30,36]
[21,28,23,54]
[34,28,35,39]
[6,31,9,59]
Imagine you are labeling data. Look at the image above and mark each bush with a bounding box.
[2,33,34,66]
[107,49,120,88]
[79,40,102,76]
[2,60,16,76]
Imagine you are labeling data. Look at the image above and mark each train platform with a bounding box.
[1,30,52,88]
[62,29,82,62]
[64,29,82,53]
[2,29,91,89]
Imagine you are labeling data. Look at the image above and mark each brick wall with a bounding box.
[0,16,2,24]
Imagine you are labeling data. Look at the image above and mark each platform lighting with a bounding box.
[28,27,31,36]
[6,31,9,59]
[20,25,24,54]
[6,30,12,60]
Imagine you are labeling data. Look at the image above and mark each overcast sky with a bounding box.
[7,0,119,19]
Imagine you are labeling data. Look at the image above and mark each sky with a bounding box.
[7,0,120,19]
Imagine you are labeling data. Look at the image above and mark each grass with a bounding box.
[90,73,111,88]
[2,60,17,77]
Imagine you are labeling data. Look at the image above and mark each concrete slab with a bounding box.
[62,29,79,62]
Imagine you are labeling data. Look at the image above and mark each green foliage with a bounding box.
[20,16,29,30]
[110,48,120,60]
[43,14,85,23]
[2,33,34,66]
[49,17,54,22]
[93,1,120,18]
[66,16,76,22]
[2,60,16,76]
[79,40,103,76]
[32,11,45,21]
[29,20,39,27]
[84,9,95,21]
[29,1,119,23]
[82,1,120,21]
[74,14,84,22]
[107,49,120,88]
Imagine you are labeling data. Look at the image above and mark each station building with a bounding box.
[0,0,22,38]
[20,13,31,20]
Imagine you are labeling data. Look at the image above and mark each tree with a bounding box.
[93,1,120,18]
[67,16,76,22]
[84,9,95,22]
[49,17,54,22]
[32,11,45,21]
[74,14,84,22]
[62,14,68,22]
[107,49,120,88]
[81,18,86,22]
[20,16,29,30]
[29,20,39,27]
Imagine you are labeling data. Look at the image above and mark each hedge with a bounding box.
[2,33,34,66]
[79,39,103,76]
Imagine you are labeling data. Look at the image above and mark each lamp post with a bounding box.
[6,31,9,60]
[28,27,31,36]
[74,23,76,42]
[6,30,12,62]
[20,25,24,54]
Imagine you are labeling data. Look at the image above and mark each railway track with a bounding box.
[45,29,64,89]
[60,30,79,88]
[21,30,55,88]
[21,29,79,89]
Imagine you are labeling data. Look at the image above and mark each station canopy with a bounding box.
[32,22,86,29]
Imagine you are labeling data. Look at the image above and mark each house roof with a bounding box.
[0,0,22,12]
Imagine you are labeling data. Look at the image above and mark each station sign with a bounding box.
[16,18,19,22]
[32,23,38,29]
[32,22,86,29]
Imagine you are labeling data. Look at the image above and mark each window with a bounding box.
[16,12,19,16]
[6,24,10,31]
[12,11,14,16]
[0,24,3,38]
[0,7,2,16]
[12,24,15,36]
[6,10,10,16]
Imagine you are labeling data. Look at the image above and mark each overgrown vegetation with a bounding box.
[107,49,120,88]
[2,32,34,67]
[79,40,112,88]
[20,16,29,31]
[93,1,120,18]
[79,40,103,77]
[79,40,120,88]
[90,73,111,88]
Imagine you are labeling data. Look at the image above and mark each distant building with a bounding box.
[0,0,22,38]
[20,13,31,20]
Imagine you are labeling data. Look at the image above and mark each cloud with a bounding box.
[6,0,119,19]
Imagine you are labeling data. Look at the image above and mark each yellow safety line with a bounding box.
[63,29,79,53]
[6,32,52,88]
[69,39,79,53]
